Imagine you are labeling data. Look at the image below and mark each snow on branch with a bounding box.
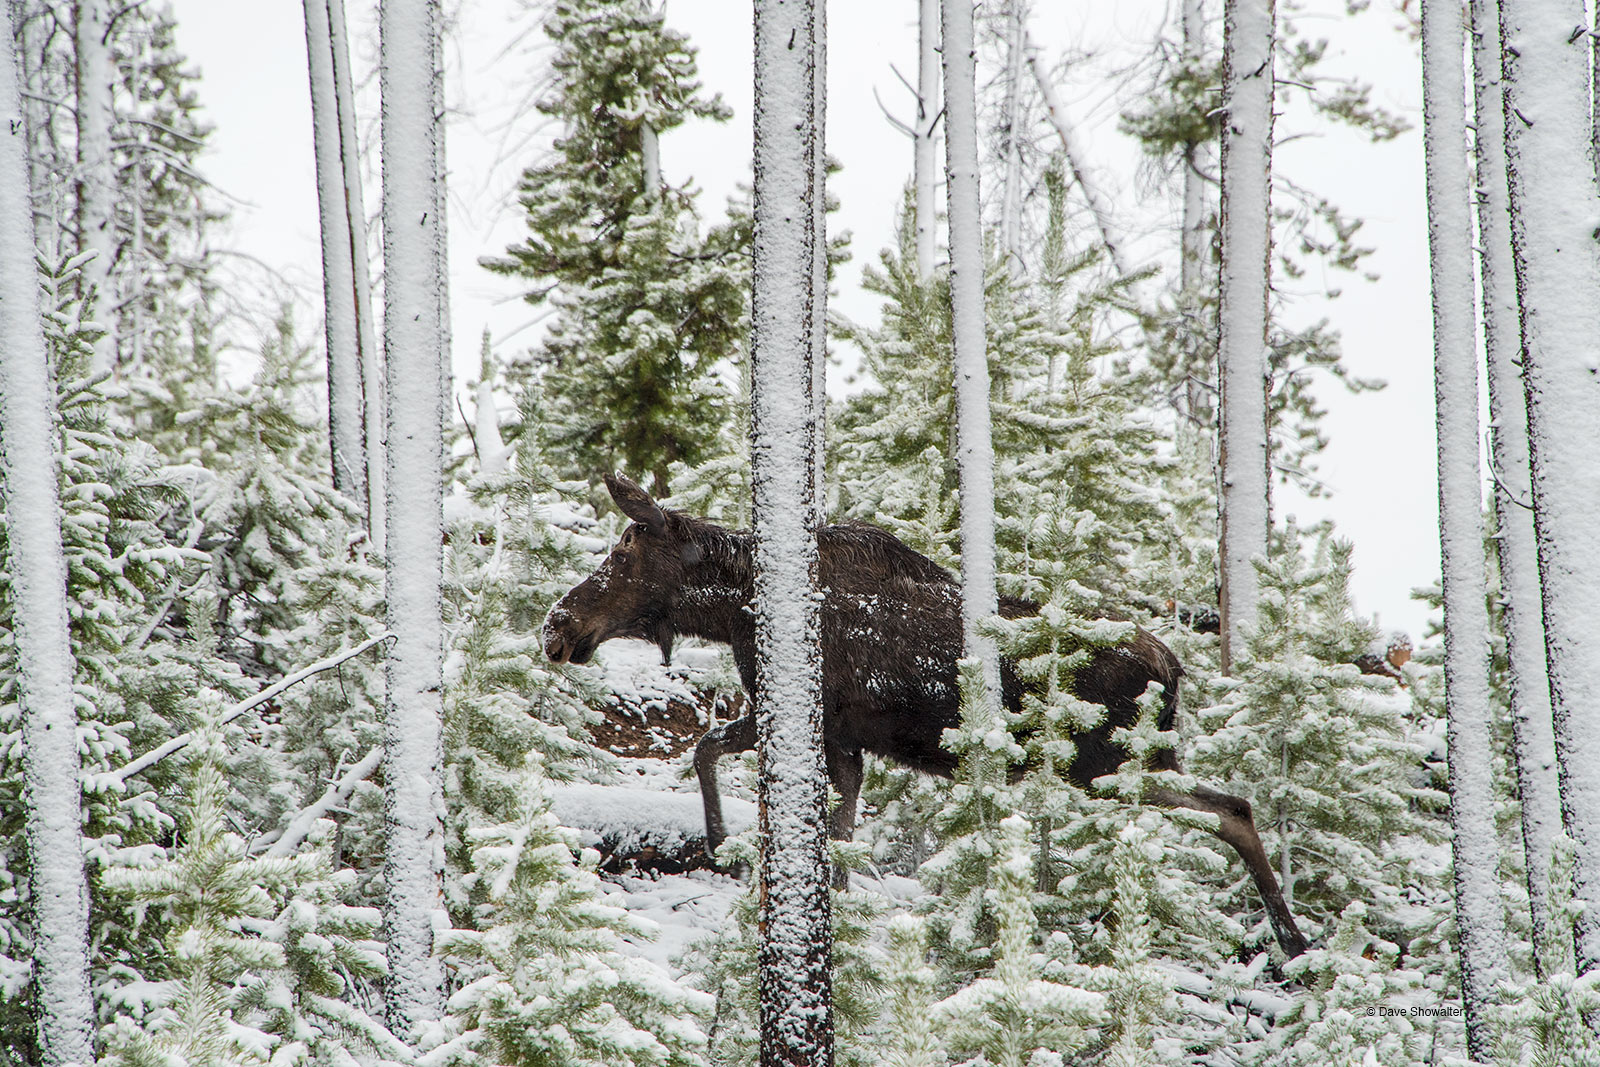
[106,632,396,787]
[255,744,385,858]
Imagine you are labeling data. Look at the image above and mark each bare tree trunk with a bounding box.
[305,0,368,507]
[0,13,95,1060]
[329,0,386,551]
[1471,0,1560,969]
[915,0,939,279]
[944,0,1001,698]
[1421,0,1508,1052]
[998,0,1026,273]
[1500,0,1600,977]
[810,0,827,517]
[1023,29,1129,277]
[378,0,447,1035]
[1180,0,1209,294]
[1214,0,1275,674]
[751,0,832,1063]
[74,0,115,376]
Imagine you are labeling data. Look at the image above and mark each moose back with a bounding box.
[543,474,1309,957]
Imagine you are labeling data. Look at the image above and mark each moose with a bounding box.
[543,474,1310,958]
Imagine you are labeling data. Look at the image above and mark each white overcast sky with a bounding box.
[166,0,1440,640]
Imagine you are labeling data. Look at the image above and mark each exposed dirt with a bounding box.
[592,686,746,760]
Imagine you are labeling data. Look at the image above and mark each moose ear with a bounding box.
[605,473,666,532]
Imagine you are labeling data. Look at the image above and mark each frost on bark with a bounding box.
[0,11,96,1062]
[379,0,448,1034]
[74,0,115,376]
[1472,0,1560,967]
[915,0,940,279]
[943,0,1001,697]
[1500,0,1600,977]
[305,0,368,509]
[810,0,827,518]
[1421,0,1508,1051]
[750,1,832,1064]
[1214,0,1275,674]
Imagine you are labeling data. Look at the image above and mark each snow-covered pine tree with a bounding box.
[101,721,400,1066]
[933,814,1104,1066]
[486,0,744,494]
[432,757,713,1067]
[1261,901,1433,1067]
[0,29,95,1057]
[1190,527,1442,947]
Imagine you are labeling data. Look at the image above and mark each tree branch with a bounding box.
[255,745,384,857]
[108,632,395,786]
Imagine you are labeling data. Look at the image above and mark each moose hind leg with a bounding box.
[693,714,757,863]
[1148,783,1311,958]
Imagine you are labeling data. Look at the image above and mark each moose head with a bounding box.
[542,474,709,667]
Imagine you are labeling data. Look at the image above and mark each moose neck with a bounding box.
[667,523,758,651]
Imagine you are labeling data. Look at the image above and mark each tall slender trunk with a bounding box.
[378,0,447,1035]
[305,0,368,506]
[0,12,96,1061]
[915,0,939,279]
[328,0,386,550]
[751,1,832,1063]
[1180,0,1209,294]
[1024,29,1129,277]
[74,0,115,375]
[1471,0,1560,968]
[1422,0,1508,1051]
[1500,0,1600,977]
[810,0,827,517]
[943,0,1001,698]
[1214,0,1275,674]
[998,0,1026,273]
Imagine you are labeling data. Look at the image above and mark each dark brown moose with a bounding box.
[544,474,1311,958]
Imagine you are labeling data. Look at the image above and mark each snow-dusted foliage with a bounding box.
[486,0,746,494]
[432,758,712,1067]
[1191,530,1443,944]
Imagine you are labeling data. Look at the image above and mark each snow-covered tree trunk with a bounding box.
[0,15,95,1062]
[331,0,386,550]
[810,0,826,516]
[1024,29,1129,277]
[1472,0,1561,967]
[944,0,1001,696]
[750,1,832,1063]
[305,0,368,508]
[1180,0,1209,294]
[378,0,447,1035]
[1421,0,1508,1051]
[915,0,939,279]
[1214,0,1275,674]
[1500,0,1600,977]
[74,0,115,376]
[998,0,1026,273]
[641,122,661,198]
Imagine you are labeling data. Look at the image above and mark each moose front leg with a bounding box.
[825,743,864,890]
[1148,782,1312,958]
[693,713,757,863]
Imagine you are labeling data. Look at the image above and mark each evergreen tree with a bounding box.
[1190,525,1442,944]
[486,0,745,493]
[432,757,713,1067]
